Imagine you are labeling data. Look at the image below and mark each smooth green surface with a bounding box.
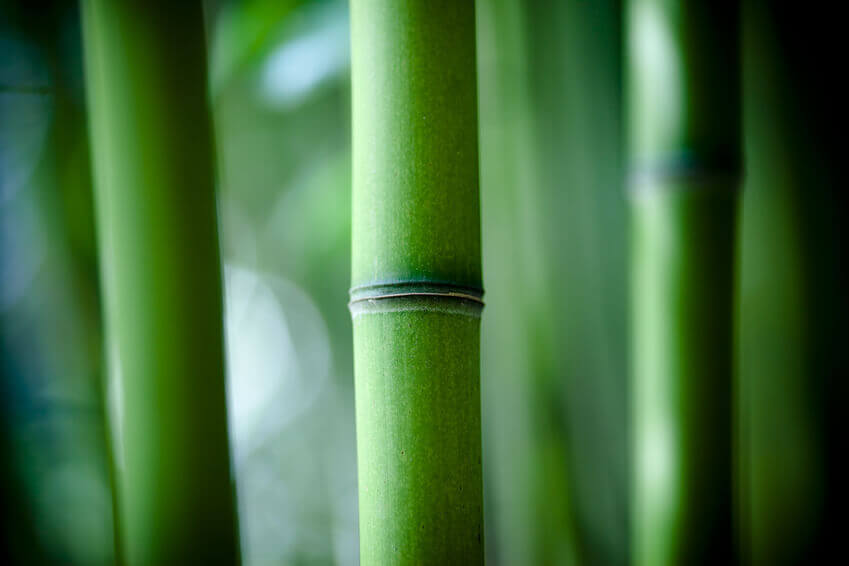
[352,298,484,564]
[628,0,740,170]
[628,1,740,564]
[350,1,484,563]
[631,185,737,565]
[81,1,240,563]
[350,0,481,292]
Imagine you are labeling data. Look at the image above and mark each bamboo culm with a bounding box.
[350,1,484,563]
[81,1,240,563]
[628,0,741,564]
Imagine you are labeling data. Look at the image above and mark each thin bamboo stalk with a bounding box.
[81,1,239,563]
[349,1,484,563]
[628,0,741,564]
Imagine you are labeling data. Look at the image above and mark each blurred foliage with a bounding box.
[209,1,356,563]
[1,0,843,564]
[1,1,113,564]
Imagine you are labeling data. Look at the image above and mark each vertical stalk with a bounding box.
[628,1,740,564]
[349,1,484,563]
[82,1,239,564]
[476,0,581,562]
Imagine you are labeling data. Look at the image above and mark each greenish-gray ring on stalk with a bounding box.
[349,282,484,318]
[628,155,742,196]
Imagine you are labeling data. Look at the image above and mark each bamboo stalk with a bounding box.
[349,1,484,563]
[81,2,240,563]
[628,0,741,564]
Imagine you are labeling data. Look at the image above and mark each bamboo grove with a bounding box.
[0,0,840,564]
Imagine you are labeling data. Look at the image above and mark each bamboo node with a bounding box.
[348,281,484,318]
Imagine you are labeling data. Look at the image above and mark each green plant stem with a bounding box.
[81,2,239,564]
[628,1,740,564]
[349,1,484,563]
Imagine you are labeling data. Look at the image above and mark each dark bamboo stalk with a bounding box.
[628,1,741,564]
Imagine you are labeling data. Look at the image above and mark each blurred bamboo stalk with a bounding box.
[475,0,581,562]
[349,1,484,563]
[628,0,741,564]
[81,1,240,563]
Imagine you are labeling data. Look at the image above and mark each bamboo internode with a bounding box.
[81,1,240,563]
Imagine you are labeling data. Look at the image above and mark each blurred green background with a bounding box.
[1,0,842,564]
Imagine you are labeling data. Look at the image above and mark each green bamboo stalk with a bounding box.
[349,1,484,563]
[81,2,240,564]
[628,1,740,564]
